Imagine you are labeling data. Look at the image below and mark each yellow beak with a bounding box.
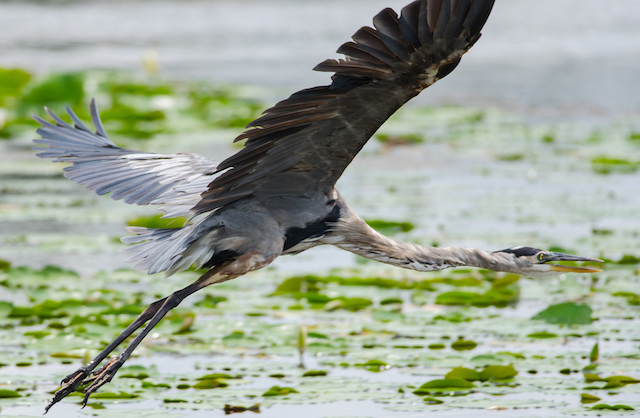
[549,264,602,273]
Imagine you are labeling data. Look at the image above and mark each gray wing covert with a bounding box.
[33,99,218,218]
[194,0,494,214]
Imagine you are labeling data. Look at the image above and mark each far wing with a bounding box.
[195,0,494,214]
[33,100,218,218]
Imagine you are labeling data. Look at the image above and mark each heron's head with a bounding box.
[493,246,602,278]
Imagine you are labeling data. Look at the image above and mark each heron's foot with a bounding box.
[45,367,91,414]
[81,357,123,406]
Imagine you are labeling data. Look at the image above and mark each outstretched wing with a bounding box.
[33,100,218,218]
[195,0,494,214]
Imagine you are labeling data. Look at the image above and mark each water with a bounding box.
[1,2,639,417]
[1,0,639,116]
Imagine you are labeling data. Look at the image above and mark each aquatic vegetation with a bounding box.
[0,66,266,141]
[1,67,639,416]
[127,214,188,229]
[531,302,593,325]
[591,156,640,174]
[365,219,415,234]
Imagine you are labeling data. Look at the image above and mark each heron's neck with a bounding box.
[328,213,516,273]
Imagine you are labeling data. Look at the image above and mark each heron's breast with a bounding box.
[282,204,341,254]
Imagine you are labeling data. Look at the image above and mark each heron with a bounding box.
[33,0,601,411]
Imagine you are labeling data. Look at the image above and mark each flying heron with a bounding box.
[33,0,602,411]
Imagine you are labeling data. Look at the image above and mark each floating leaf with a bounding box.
[603,375,640,385]
[197,373,233,380]
[365,219,414,234]
[531,302,593,325]
[413,378,475,395]
[356,359,389,372]
[527,332,558,339]
[445,367,480,381]
[127,214,187,229]
[193,294,227,308]
[583,373,605,383]
[272,277,304,294]
[21,72,84,108]
[0,68,31,105]
[0,389,21,398]
[451,339,477,351]
[224,404,261,414]
[24,330,51,339]
[119,365,150,380]
[491,275,520,287]
[592,404,634,411]
[436,291,478,305]
[479,365,517,381]
[617,254,640,264]
[302,370,327,377]
[580,393,601,403]
[589,342,599,363]
[262,386,298,397]
[423,396,444,404]
[193,379,228,389]
[173,312,195,334]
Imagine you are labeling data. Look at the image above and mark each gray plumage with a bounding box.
[33,0,601,411]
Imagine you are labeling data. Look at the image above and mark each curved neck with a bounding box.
[328,212,519,274]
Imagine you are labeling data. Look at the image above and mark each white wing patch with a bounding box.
[33,102,221,219]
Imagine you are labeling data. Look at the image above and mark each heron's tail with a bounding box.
[121,220,222,276]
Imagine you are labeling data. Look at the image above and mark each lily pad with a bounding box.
[262,386,299,397]
[478,365,517,381]
[0,389,21,398]
[531,302,593,325]
[580,393,601,403]
[413,378,475,396]
[445,367,480,381]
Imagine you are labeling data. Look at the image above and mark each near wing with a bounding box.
[33,100,218,219]
[194,0,494,214]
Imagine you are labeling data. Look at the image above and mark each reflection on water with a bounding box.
[0,0,639,115]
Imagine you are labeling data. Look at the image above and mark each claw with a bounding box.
[81,357,123,406]
[45,368,90,414]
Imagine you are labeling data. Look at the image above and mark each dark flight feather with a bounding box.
[193,0,494,215]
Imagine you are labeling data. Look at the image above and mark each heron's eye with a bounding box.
[538,253,546,261]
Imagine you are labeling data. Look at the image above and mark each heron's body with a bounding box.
[33,0,601,411]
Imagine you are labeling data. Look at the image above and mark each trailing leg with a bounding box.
[45,296,168,413]
[45,251,275,411]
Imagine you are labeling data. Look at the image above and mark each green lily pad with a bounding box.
[527,332,558,339]
[0,389,22,398]
[0,68,31,104]
[445,367,480,381]
[262,386,299,397]
[302,370,328,377]
[356,359,389,372]
[197,373,233,380]
[423,396,444,404]
[451,339,477,351]
[580,393,601,403]
[193,379,228,389]
[365,219,415,234]
[413,378,475,396]
[592,404,635,410]
[531,302,593,325]
[478,365,517,381]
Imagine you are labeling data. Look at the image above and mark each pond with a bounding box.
[0,1,639,417]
